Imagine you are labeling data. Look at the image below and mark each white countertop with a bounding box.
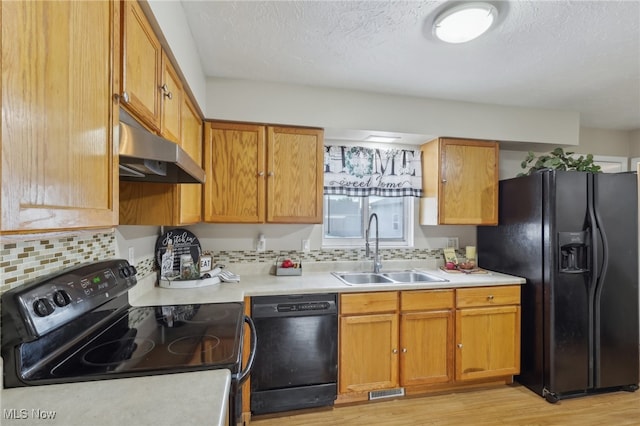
[0,369,230,426]
[129,260,525,307]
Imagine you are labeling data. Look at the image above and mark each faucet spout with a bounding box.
[366,213,382,273]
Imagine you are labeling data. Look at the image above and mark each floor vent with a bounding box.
[368,388,405,401]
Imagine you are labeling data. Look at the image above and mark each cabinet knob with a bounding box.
[487,295,494,301]
[257,171,265,177]
[160,83,169,93]
[402,348,407,353]
[163,91,173,100]
[268,171,275,177]
[121,91,130,103]
[392,348,398,354]
[441,179,447,183]
[457,343,463,349]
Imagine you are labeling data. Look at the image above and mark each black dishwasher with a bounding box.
[250,293,338,415]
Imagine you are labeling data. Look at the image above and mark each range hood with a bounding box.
[118,113,205,184]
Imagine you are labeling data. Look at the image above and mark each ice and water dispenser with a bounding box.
[558,231,590,273]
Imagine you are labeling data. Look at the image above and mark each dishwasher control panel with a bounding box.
[252,294,337,318]
[277,302,330,312]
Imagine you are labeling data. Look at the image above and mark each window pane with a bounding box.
[324,196,364,238]
[369,197,404,239]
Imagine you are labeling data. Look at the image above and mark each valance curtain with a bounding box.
[324,145,422,197]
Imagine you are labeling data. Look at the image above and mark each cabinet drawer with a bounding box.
[400,289,454,312]
[456,285,520,308]
[340,292,398,315]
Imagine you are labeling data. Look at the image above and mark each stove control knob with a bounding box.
[119,265,137,278]
[33,298,55,317]
[53,290,71,307]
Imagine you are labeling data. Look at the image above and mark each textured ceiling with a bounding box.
[181,0,640,138]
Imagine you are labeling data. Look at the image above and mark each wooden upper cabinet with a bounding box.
[1,0,120,233]
[204,122,266,223]
[420,138,499,225]
[178,95,203,224]
[203,122,324,224]
[267,127,324,223]
[160,50,183,143]
[121,0,161,132]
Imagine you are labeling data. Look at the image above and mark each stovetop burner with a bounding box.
[82,337,156,366]
[168,335,221,355]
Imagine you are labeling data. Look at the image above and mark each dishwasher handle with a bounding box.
[233,315,257,386]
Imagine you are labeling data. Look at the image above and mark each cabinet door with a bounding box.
[400,310,454,386]
[204,123,266,223]
[160,50,182,143]
[266,127,323,223]
[178,96,202,224]
[455,306,520,381]
[439,139,498,225]
[121,0,161,131]
[1,0,119,232]
[339,314,398,394]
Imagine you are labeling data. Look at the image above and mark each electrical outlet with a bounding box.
[447,237,459,250]
[128,247,135,265]
[302,239,310,252]
[256,234,266,252]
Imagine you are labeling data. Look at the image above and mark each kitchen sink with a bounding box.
[333,272,395,285]
[382,271,447,283]
[332,270,448,286]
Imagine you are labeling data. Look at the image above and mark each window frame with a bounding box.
[321,195,414,248]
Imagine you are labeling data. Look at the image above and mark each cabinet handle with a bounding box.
[457,343,463,349]
[392,349,398,354]
[402,348,407,353]
[487,295,494,301]
[121,91,130,103]
[257,171,265,177]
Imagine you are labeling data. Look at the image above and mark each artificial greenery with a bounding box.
[518,147,602,176]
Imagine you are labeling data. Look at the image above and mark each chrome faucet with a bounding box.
[365,213,382,273]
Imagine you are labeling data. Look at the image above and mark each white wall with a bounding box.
[500,127,636,179]
[206,78,580,146]
[145,1,207,111]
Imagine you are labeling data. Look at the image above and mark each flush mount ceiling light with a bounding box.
[433,2,498,44]
[365,135,399,143]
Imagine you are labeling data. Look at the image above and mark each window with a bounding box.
[322,195,414,247]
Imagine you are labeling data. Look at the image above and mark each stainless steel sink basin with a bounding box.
[333,272,394,285]
[332,270,448,286]
[382,271,447,283]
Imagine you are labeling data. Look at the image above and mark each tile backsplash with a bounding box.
[0,232,117,294]
[1,231,447,296]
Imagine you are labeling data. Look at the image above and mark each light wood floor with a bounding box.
[250,384,640,425]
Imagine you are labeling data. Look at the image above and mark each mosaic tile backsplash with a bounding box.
[0,232,118,294]
[1,232,446,295]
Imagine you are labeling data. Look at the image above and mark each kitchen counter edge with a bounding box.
[130,267,526,307]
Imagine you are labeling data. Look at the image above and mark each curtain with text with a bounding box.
[324,145,422,197]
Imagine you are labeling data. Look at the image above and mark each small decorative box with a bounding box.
[275,256,303,276]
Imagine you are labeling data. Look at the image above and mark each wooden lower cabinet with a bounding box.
[455,286,521,381]
[338,285,520,402]
[339,313,399,393]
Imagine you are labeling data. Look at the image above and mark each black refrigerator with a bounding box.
[477,170,639,402]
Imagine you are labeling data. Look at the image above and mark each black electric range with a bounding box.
[1,259,255,425]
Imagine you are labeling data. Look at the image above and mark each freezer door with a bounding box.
[592,172,639,389]
[547,171,591,394]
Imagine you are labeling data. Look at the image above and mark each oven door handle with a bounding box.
[233,315,256,386]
